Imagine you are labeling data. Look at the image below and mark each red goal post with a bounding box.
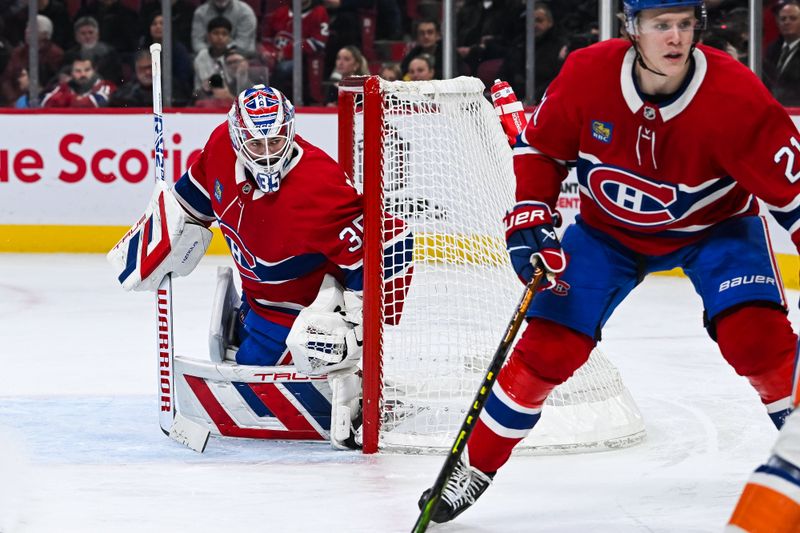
[338,75,646,455]
[338,76,386,453]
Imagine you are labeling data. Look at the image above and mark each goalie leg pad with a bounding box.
[716,305,795,427]
[209,266,243,363]
[329,369,362,450]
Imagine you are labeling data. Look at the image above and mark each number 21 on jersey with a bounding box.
[774,136,800,183]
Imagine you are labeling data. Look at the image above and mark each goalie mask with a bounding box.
[228,85,296,194]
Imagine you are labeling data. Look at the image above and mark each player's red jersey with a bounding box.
[173,122,412,327]
[262,5,329,61]
[515,39,800,256]
[41,78,116,108]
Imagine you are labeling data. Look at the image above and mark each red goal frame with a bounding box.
[338,76,385,454]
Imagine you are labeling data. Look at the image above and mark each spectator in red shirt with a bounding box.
[41,55,116,107]
[261,0,329,102]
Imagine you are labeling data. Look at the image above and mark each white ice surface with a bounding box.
[0,253,792,533]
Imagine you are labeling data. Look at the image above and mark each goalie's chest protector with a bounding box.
[527,39,800,256]
[197,131,364,327]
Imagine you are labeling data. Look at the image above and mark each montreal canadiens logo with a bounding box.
[587,166,678,226]
[218,222,259,280]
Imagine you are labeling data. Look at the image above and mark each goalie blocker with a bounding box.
[107,181,212,291]
[176,268,363,449]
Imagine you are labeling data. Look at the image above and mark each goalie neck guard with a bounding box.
[228,85,296,194]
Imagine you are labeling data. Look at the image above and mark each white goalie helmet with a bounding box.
[227,84,296,194]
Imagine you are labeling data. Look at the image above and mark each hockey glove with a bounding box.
[107,181,212,291]
[287,274,363,376]
[504,201,567,289]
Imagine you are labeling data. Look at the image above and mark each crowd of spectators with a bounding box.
[0,0,797,108]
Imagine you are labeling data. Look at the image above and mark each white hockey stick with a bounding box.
[150,43,210,454]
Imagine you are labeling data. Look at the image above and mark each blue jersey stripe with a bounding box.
[251,300,301,317]
[341,232,413,291]
[250,253,328,283]
[769,205,800,235]
[384,234,414,279]
[174,172,215,219]
[342,266,363,291]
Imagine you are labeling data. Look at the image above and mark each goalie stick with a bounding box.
[150,43,210,454]
[412,267,545,533]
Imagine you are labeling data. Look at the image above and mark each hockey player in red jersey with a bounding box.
[261,0,329,100]
[109,85,412,447]
[261,0,329,65]
[420,0,800,523]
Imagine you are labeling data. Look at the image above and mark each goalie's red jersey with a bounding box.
[173,122,413,327]
[516,39,800,256]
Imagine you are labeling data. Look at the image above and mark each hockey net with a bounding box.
[338,76,646,454]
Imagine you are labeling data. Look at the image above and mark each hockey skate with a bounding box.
[418,451,494,523]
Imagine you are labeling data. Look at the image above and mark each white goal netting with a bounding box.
[344,76,645,454]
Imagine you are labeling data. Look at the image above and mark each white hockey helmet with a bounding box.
[228,85,296,194]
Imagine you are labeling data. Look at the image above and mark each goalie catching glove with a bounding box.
[107,180,212,291]
[504,201,567,290]
[286,274,363,376]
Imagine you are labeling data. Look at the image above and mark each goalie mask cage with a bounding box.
[338,76,646,455]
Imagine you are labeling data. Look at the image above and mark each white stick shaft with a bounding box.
[150,43,165,182]
[150,43,174,435]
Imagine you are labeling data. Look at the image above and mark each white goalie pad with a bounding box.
[107,180,212,291]
[286,274,363,376]
[174,357,332,440]
[208,266,241,363]
[173,356,363,448]
[329,369,363,450]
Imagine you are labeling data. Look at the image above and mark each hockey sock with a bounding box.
[715,305,796,429]
[469,320,594,473]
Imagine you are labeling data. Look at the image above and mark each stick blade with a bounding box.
[169,413,211,453]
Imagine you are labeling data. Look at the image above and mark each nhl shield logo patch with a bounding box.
[591,120,613,143]
[643,106,656,120]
